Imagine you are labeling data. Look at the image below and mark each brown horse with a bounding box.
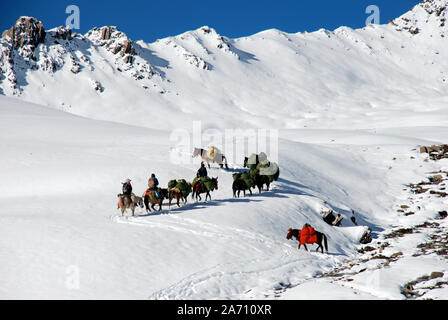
[117,194,144,217]
[143,188,169,212]
[168,187,189,208]
[192,177,218,201]
[286,228,328,253]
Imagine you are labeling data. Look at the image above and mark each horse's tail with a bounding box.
[323,233,328,252]
[222,155,229,169]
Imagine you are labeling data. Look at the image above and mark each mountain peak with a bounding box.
[391,0,447,36]
[1,16,46,50]
[86,26,136,57]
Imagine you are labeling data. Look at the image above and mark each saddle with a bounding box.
[144,188,162,199]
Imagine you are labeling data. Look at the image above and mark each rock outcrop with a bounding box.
[2,16,46,50]
[86,26,136,62]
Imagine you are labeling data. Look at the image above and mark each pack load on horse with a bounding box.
[191,176,218,201]
[232,172,254,197]
[258,161,280,182]
[300,224,318,245]
[243,152,279,193]
[167,179,192,208]
[192,146,229,169]
[286,224,328,253]
[232,172,255,188]
[244,153,260,170]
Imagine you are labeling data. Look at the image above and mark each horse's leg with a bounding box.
[144,196,150,213]
[303,244,309,251]
[177,195,180,207]
[249,188,252,196]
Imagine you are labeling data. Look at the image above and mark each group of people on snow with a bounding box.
[120,162,207,202]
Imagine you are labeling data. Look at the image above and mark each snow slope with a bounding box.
[1,93,447,299]
[1,0,448,299]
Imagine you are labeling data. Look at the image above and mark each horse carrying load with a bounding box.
[245,152,280,182]
[193,176,215,192]
[192,176,218,201]
[168,179,192,198]
[168,179,192,208]
[232,172,255,188]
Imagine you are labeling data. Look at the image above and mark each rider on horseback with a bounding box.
[118,178,132,208]
[147,173,161,199]
[122,178,132,196]
[196,162,208,178]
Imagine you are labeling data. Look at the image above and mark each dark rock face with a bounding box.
[54,26,73,41]
[2,17,46,50]
[101,26,112,40]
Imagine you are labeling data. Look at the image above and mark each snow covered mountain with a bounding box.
[1,0,448,300]
[1,0,447,130]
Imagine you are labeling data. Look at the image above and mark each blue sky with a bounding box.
[1,0,421,42]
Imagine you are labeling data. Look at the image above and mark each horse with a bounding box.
[192,177,218,201]
[232,178,252,198]
[117,194,143,217]
[192,147,229,169]
[243,156,256,168]
[286,228,328,253]
[168,187,189,208]
[143,188,169,212]
[254,174,270,193]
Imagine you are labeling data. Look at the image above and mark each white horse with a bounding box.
[192,146,229,168]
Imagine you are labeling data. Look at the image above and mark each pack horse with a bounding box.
[286,226,328,253]
[192,146,229,169]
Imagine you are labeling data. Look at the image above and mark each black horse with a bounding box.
[232,179,252,198]
[286,228,328,253]
[254,174,270,193]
